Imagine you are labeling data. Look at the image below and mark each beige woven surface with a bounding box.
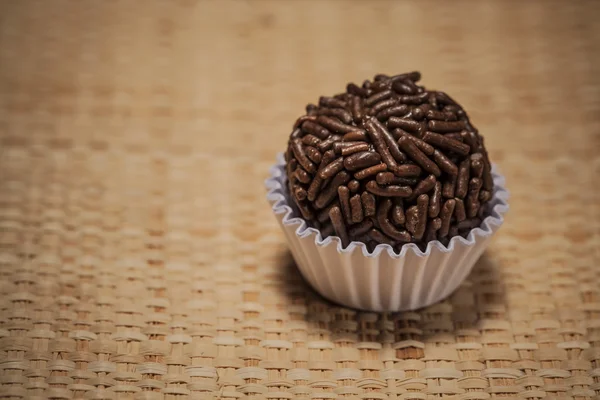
[1,1,599,399]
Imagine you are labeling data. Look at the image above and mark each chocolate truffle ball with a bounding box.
[285,72,494,251]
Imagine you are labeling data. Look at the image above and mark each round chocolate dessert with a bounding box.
[285,72,494,251]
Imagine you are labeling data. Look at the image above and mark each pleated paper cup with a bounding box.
[266,153,509,312]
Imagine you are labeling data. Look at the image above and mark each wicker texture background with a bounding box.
[0,1,599,399]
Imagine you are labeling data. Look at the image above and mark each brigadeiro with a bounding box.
[267,72,508,311]
[285,71,493,251]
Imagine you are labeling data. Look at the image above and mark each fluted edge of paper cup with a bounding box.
[266,153,509,312]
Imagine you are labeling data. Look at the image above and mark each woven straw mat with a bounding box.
[0,1,599,399]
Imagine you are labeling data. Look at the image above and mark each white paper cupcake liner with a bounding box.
[266,153,509,312]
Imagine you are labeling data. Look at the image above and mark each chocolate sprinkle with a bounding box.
[285,72,494,251]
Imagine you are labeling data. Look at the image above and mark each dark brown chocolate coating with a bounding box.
[285,72,494,251]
